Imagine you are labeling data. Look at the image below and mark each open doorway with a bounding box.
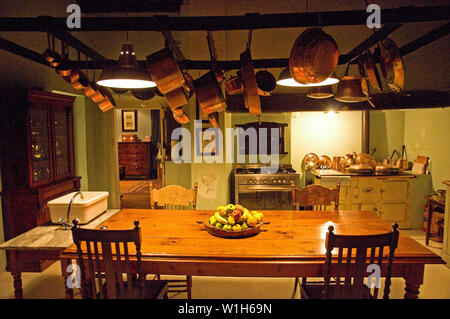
[114,108,162,208]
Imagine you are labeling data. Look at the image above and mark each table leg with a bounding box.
[403,264,424,299]
[11,272,23,299]
[8,251,23,299]
[60,258,74,299]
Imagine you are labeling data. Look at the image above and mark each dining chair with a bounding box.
[149,182,198,298]
[291,182,340,211]
[291,182,340,297]
[71,219,169,299]
[150,183,198,210]
[300,223,399,299]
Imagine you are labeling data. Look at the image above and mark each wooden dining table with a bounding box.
[60,209,445,299]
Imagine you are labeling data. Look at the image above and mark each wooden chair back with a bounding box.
[150,183,198,209]
[322,223,399,299]
[292,182,340,211]
[71,220,146,299]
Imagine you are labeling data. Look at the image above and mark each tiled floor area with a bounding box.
[0,230,448,299]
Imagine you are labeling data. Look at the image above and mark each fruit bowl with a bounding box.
[200,204,267,239]
[199,220,267,239]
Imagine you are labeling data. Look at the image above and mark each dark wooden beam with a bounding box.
[225,91,450,112]
[339,24,403,65]
[400,22,450,56]
[0,36,48,67]
[0,6,448,31]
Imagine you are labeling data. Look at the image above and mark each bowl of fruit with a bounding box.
[199,204,266,238]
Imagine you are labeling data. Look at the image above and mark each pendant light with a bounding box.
[307,85,334,99]
[97,43,156,89]
[277,68,339,87]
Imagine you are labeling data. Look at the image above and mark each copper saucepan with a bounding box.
[43,34,61,68]
[225,74,243,95]
[380,38,405,93]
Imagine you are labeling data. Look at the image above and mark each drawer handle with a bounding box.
[362,187,375,194]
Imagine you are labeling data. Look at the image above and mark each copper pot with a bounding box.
[289,28,339,84]
[334,76,367,103]
[307,85,333,99]
[70,70,89,90]
[331,156,345,170]
[225,75,243,95]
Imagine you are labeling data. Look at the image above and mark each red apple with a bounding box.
[231,210,242,221]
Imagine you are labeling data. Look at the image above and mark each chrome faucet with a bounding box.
[58,191,84,229]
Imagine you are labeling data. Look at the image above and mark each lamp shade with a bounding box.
[277,68,339,87]
[97,44,156,89]
[307,85,334,99]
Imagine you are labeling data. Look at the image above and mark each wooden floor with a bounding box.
[120,179,162,209]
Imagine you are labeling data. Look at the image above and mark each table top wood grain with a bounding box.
[61,209,443,265]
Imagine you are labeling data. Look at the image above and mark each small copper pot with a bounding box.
[335,76,367,103]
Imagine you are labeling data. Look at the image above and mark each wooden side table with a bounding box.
[425,195,445,246]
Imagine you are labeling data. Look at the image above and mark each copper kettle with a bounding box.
[344,153,357,168]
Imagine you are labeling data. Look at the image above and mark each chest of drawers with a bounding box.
[118,142,151,179]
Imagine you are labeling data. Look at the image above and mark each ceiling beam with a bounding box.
[399,22,450,56]
[225,90,450,112]
[339,24,403,65]
[0,36,48,67]
[0,6,448,31]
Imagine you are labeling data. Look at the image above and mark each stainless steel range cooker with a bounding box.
[232,164,300,210]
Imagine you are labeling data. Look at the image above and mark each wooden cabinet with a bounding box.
[312,173,414,228]
[118,142,151,179]
[0,89,81,270]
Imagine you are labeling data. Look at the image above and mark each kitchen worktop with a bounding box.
[310,169,416,178]
[0,209,120,251]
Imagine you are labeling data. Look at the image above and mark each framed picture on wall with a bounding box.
[122,110,138,132]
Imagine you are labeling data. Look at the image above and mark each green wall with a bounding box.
[404,108,450,190]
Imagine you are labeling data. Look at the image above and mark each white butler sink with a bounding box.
[48,191,109,225]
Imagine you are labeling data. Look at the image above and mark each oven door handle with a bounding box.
[245,186,292,191]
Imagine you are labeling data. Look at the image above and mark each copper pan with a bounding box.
[172,108,190,124]
[182,72,195,99]
[225,75,243,95]
[380,38,405,93]
[357,55,369,96]
[70,70,89,90]
[363,51,382,92]
[208,112,219,128]
[55,42,72,77]
[255,70,276,96]
[289,28,339,84]
[43,34,61,68]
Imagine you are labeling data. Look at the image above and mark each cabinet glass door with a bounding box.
[53,108,70,178]
[29,108,52,184]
